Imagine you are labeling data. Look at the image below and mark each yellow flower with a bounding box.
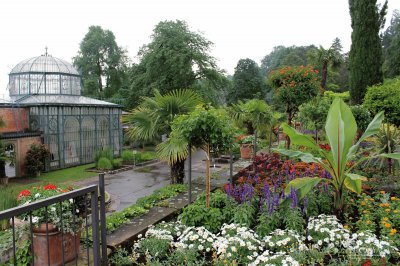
[394,210,399,214]
[344,225,349,229]
[366,220,371,225]
[385,208,391,213]
[363,210,369,214]
[383,217,389,221]
[385,223,391,228]
[361,201,366,206]
[390,228,397,236]
[380,190,386,194]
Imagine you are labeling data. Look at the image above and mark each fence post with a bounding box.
[99,173,108,265]
[91,188,100,266]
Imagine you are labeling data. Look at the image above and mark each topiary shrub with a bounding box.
[364,78,400,127]
[97,157,112,171]
[121,150,134,164]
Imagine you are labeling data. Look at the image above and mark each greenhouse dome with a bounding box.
[1,51,122,173]
[8,51,82,96]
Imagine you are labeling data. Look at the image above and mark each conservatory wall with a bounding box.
[29,106,122,170]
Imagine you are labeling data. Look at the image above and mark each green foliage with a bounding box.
[298,96,330,131]
[121,150,134,163]
[106,212,130,233]
[364,78,400,126]
[137,237,171,261]
[0,186,17,230]
[323,90,350,103]
[135,184,187,208]
[268,65,320,127]
[307,38,344,90]
[281,207,305,232]
[97,157,113,171]
[180,204,224,233]
[168,248,202,266]
[124,20,221,109]
[260,45,317,76]
[229,99,272,134]
[350,105,372,134]
[228,58,266,104]
[348,0,387,104]
[180,190,237,233]
[73,25,127,98]
[112,158,123,168]
[109,248,135,266]
[256,210,281,237]
[274,98,399,215]
[232,202,256,227]
[24,144,50,177]
[94,147,113,167]
[382,10,400,78]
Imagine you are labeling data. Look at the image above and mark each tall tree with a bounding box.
[308,38,344,91]
[348,0,388,104]
[382,10,400,78]
[73,25,127,98]
[228,59,265,104]
[129,20,222,101]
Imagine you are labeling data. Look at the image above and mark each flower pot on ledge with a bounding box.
[32,224,80,266]
[240,144,253,159]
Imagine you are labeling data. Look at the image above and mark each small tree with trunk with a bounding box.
[268,66,320,148]
[162,107,234,207]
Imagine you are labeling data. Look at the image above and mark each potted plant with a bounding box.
[25,144,50,177]
[237,135,255,159]
[17,184,82,266]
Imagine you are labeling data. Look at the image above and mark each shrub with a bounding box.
[97,157,112,171]
[364,78,400,126]
[121,150,134,163]
[94,147,113,167]
[112,158,123,169]
[25,143,50,177]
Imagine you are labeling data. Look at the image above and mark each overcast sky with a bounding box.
[0,0,397,98]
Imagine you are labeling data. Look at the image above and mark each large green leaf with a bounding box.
[347,111,384,160]
[325,98,357,179]
[380,153,400,160]
[344,173,366,194]
[272,149,322,164]
[281,123,319,149]
[284,177,322,199]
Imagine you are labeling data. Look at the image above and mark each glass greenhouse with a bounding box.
[5,52,122,170]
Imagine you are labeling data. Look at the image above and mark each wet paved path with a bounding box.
[73,150,233,211]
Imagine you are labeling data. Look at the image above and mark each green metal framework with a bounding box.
[29,106,122,170]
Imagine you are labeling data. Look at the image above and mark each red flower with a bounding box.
[17,189,31,200]
[44,184,57,190]
[362,259,372,266]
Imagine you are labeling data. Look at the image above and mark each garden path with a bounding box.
[73,150,233,211]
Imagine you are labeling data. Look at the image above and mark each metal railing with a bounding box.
[0,174,108,266]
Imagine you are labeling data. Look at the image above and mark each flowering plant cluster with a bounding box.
[128,215,399,265]
[353,191,400,246]
[17,184,82,234]
[236,135,256,145]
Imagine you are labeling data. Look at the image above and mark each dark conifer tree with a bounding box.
[348,0,387,104]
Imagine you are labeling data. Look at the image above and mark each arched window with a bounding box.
[64,117,80,166]
[82,117,95,163]
[98,117,109,149]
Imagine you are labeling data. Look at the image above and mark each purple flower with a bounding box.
[289,187,298,209]
[302,197,309,214]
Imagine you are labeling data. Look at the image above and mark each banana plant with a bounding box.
[273,98,400,215]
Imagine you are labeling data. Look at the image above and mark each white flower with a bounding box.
[231,246,237,252]
[34,193,41,198]
[198,245,203,251]
[138,234,142,238]
[32,216,39,223]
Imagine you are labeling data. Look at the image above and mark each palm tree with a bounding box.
[122,89,202,184]
[309,38,343,90]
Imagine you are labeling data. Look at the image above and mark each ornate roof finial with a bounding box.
[45,46,48,56]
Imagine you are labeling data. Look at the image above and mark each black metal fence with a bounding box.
[0,174,108,266]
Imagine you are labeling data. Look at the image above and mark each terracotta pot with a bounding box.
[32,224,80,266]
[240,144,253,159]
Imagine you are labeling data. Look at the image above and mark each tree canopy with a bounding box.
[348,0,387,104]
[73,25,127,98]
[228,59,265,104]
[382,10,400,78]
[124,20,223,109]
